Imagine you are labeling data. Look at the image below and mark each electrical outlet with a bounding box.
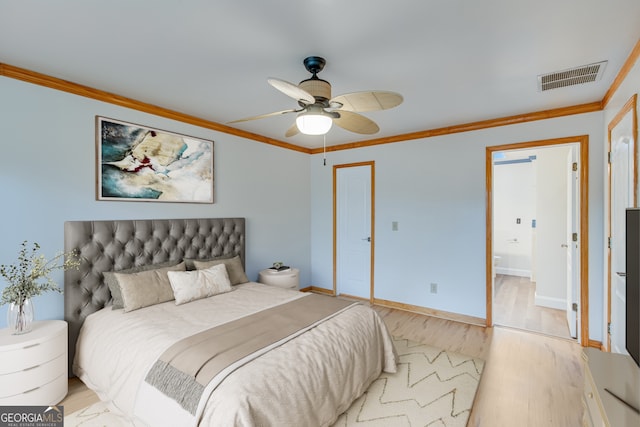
[430,283,438,294]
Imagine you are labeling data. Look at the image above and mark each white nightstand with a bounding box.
[258,268,300,290]
[582,348,640,426]
[0,320,68,405]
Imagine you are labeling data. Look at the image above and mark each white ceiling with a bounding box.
[1,1,639,149]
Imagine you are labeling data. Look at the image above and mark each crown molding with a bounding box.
[310,102,601,154]
[602,37,640,108]
[0,63,309,154]
[0,61,615,154]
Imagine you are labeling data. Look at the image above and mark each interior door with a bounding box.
[610,120,635,354]
[336,164,373,300]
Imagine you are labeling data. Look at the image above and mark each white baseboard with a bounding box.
[534,293,566,310]
[495,267,531,278]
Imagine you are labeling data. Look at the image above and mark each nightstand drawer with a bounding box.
[583,362,607,427]
[0,371,67,406]
[0,353,66,397]
[0,321,68,406]
[258,268,300,289]
[0,330,66,374]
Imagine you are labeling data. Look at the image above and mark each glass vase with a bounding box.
[7,298,34,335]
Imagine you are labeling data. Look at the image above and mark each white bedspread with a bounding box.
[73,283,397,427]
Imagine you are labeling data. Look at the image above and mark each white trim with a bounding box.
[534,293,566,310]
[495,268,531,278]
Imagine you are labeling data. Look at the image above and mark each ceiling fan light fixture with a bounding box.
[228,56,402,138]
[296,111,333,135]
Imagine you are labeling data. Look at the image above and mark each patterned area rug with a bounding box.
[333,338,484,426]
[65,338,484,427]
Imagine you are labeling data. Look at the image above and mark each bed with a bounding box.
[64,218,397,427]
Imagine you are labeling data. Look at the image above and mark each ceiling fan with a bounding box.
[228,56,403,137]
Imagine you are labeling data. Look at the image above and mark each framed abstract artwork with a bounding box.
[96,116,214,203]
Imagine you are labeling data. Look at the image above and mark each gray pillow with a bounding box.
[104,260,184,309]
[192,255,249,285]
[115,261,186,312]
[184,256,231,271]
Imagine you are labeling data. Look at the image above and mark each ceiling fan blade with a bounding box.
[227,109,297,124]
[330,91,403,112]
[268,78,316,105]
[285,123,299,137]
[333,111,380,134]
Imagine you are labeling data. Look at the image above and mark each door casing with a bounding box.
[333,161,375,304]
[486,135,589,346]
[606,94,638,351]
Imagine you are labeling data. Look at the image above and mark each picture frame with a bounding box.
[96,116,214,203]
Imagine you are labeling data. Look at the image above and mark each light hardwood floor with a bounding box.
[61,306,585,426]
[494,274,572,339]
[374,306,584,426]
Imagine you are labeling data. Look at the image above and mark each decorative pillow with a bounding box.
[168,263,232,305]
[184,255,234,271]
[104,260,183,309]
[111,261,186,312]
[192,255,249,285]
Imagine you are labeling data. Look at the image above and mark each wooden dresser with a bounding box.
[0,320,68,405]
[582,348,640,426]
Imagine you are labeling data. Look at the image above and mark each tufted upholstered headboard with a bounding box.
[63,217,245,375]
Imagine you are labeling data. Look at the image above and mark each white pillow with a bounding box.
[168,263,232,305]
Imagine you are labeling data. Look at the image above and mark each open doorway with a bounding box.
[486,136,589,345]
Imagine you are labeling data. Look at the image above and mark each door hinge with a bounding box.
[572,232,578,242]
[608,322,612,335]
[608,151,612,163]
[572,302,578,312]
[572,162,578,171]
[608,236,612,249]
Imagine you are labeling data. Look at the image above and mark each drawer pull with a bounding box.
[587,392,593,399]
[23,364,41,372]
[23,343,40,349]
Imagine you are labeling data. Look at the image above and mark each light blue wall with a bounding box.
[0,73,612,343]
[0,77,311,326]
[310,112,605,340]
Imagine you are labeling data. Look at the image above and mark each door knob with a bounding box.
[617,272,627,277]
[362,237,371,242]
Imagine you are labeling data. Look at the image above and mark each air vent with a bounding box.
[537,61,607,91]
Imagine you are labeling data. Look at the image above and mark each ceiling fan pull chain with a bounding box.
[323,134,327,166]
